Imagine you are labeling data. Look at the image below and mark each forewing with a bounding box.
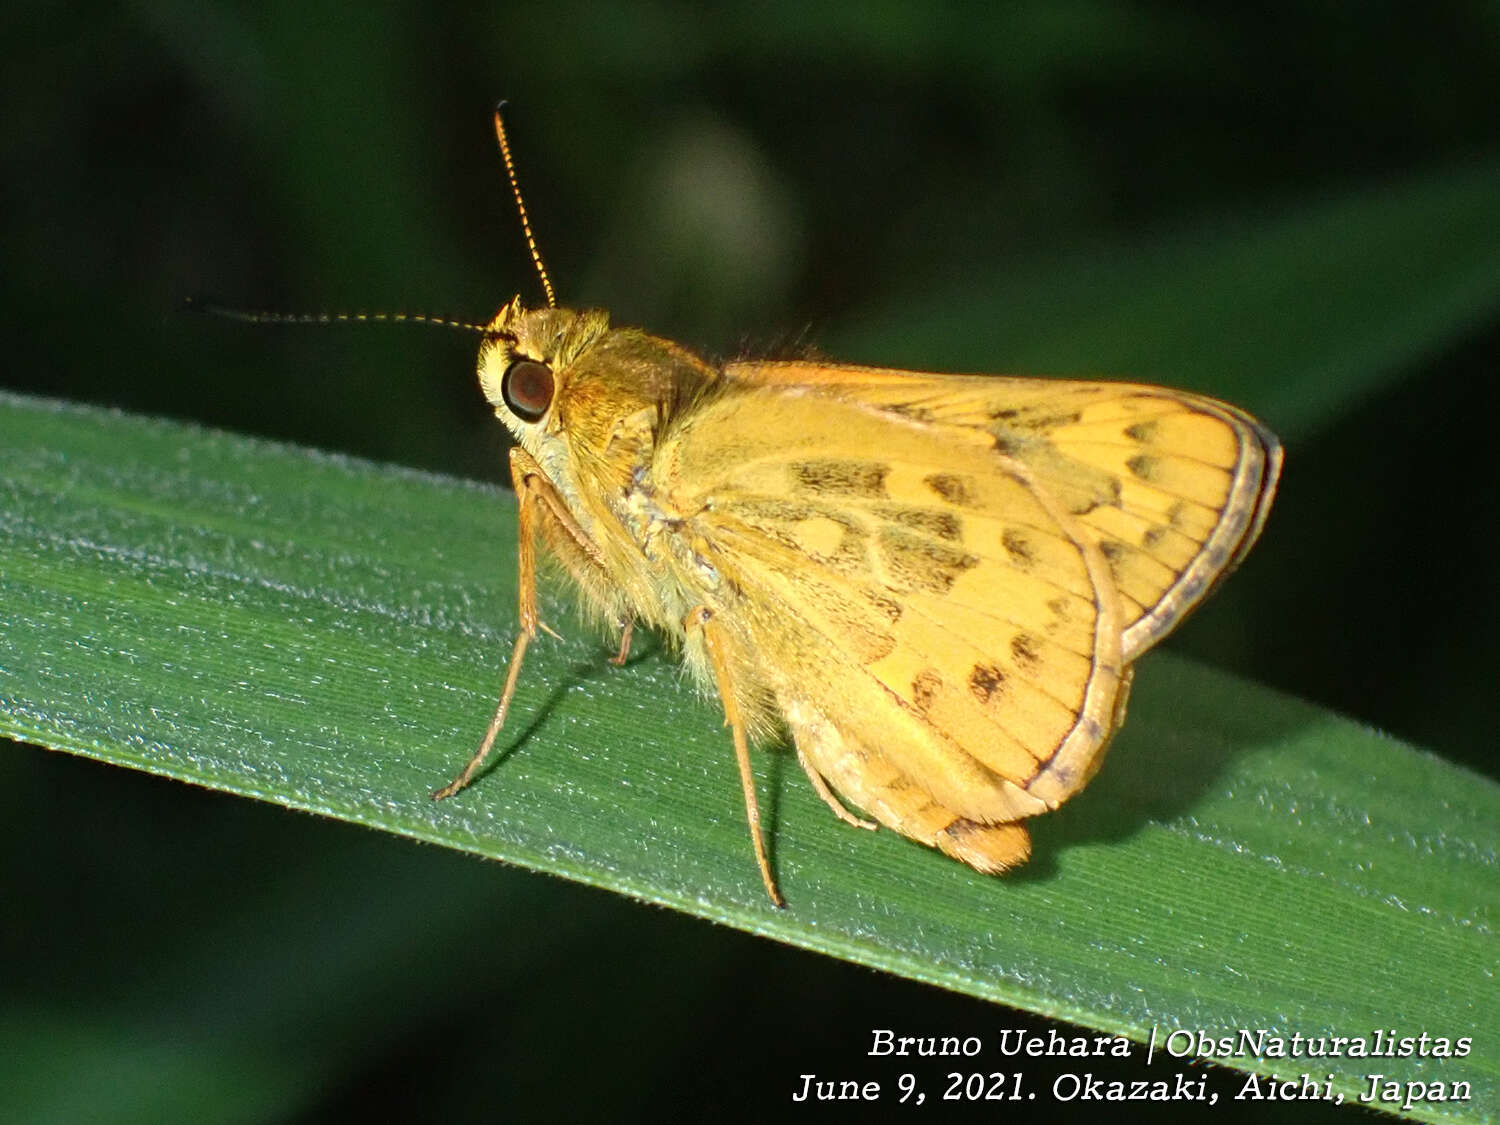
[725,361,1282,661]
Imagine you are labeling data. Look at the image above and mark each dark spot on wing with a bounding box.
[791,460,889,498]
[1126,454,1159,482]
[992,433,1023,457]
[877,527,980,594]
[1099,540,1128,578]
[1082,715,1103,740]
[1069,476,1122,515]
[887,402,935,422]
[821,528,873,575]
[925,473,974,506]
[968,662,1007,703]
[1124,420,1159,443]
[1036,411,1081,429]
[1045,762,1075,786]
[912,668,943,712]
[1010,633,1041,671]
[879,506,962,541]
[866,591,904,623]
[993,408,1082,430]
[1002,528,1035,567]
[733,497,820,524]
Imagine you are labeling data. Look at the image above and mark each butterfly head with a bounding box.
[477,296,611,437]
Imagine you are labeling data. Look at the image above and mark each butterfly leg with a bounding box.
[795,746,878,831]
[684,605,784,908]
[433,447,611,801]
[608,617,635,666]
[432,630,532,800]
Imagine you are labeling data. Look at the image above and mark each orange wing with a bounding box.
[723,360,1282,661]
[653,386,1127,831]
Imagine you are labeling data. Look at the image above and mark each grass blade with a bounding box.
[2,391,1494,1121]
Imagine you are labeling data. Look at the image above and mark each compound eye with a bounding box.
[501,359,555,422]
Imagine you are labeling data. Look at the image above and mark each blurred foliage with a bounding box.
[3,1,1498,1121]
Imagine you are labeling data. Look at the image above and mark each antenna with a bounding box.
[493,101,556,309]
[187,107,553,333]
[181,298,488,334]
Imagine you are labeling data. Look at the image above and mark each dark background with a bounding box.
[3,2,1497,1120]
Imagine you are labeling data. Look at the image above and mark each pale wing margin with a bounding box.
[653,385,1126,820]
[724,361,1282,662]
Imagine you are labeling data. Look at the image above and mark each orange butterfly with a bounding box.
[434,108,1282,906]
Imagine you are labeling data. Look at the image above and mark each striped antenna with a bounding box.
[493,102,556,309]
[182,298,488,334]
[187,106,553,332]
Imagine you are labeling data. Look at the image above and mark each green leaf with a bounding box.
[2,390,1494,1120]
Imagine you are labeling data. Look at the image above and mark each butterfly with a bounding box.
[432,107,1282,906]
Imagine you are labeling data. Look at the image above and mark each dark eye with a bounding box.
[501,359,555,422]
